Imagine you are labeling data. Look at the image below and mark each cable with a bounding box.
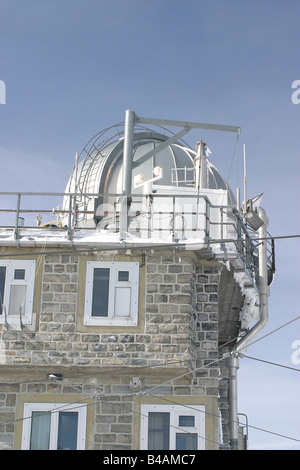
[0,359,187,387]
[218,315,300,354]
[141,357,225,395]
[241,315,300,350]
[1,352,300,447]
[243,355,300,373]
[145,393,300,445]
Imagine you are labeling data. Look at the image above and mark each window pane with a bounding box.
[176,433,197,450]
[148,412,170,450]
[118,271,129,282]
[0,267,6,315]
[57,412,78,450]
[8,285,27,315]
[91,268,110,317]
[14,269,25,280]
[114,287,131,317]
[179,415,195,427]
[30,411,51,450]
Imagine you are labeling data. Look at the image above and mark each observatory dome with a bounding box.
[64,127,236,228]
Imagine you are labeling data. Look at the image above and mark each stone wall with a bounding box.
[0,251,220,371]
[0,249,223,449]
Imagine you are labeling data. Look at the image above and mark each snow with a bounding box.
[0,225,260,329]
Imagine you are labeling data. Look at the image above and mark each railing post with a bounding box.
[172,196,176,242]
[14,193,21,246]
[67,194,73,242]
[205,198,210,243]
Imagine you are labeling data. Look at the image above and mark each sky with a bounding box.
[0,0,299,450]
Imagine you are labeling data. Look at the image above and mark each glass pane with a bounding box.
[8,285,27,315]
[179,415,195,427]
[14,269,25,280]
[118,271,129,282]
[114,286,131,317]
[57,412,78,450]
[91,268,110,317]
[0,266,6,315]
[148,412,170,450]
[176,433,197,450]
[30,411,51,450]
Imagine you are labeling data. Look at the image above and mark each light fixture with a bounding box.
[47,373,63,381]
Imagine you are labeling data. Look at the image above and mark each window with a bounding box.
[0,260,36,325]
[21,403,87,450]
[140,404,205,450]
[84,261,139,326]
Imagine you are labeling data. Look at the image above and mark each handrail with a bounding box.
[0,191,274,288]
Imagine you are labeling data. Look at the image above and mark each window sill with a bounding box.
[0,312,36,330]
[84,316,138,327]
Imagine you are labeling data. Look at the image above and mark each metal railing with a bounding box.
[0,191,274,287]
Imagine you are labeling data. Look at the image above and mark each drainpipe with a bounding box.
[228,355,239,450]
[120,109,135,239]
[228,207,269,449]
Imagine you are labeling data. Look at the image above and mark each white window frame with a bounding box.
[140,404,205,450]
[21,402,87,450]
[0,259,36,325]
[84,261,139,326]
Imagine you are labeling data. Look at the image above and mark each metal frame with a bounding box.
[0,190,274,290]
[120,110,241,237]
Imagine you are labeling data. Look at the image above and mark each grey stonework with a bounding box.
[0,250,233,449]
[0,252,221,372]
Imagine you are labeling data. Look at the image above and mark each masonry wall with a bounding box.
[0,248,223,450]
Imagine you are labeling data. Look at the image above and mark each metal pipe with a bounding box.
[233,207,269,354]
[200,144,208,189]
[228,355,239,450]
[122,110,135,197]
[120,110,135,239]
[243,144,247,215]
[136,115,241,134]
[228,206,269,449]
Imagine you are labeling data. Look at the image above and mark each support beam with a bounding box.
[136,115,241,134]
[120,110,241,239]
[132,127,190,169]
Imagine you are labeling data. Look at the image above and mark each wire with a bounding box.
[1,359,187,386]
[243,355,300,373]
[141,357,224,395]
[145,393,300,445]
[241,315,300,350]
[1,352,300,447]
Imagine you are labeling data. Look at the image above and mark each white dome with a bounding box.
[64,124,236,227]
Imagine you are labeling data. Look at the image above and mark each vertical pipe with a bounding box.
[120,110,135,239]
[195,141,203,232]
[122,110,135,196]
[67,195,73,241]
[229,207,269,449]
[200,143,208,189]
[73,152,79,227]
[236,187,240,212]
[228,355,239,450]
[243,144,247,214]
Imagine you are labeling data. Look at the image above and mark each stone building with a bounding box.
[0,111,274,450]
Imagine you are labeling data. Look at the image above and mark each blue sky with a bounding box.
[0,0,299,449]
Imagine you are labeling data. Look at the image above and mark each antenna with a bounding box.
[243,144,247,214]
